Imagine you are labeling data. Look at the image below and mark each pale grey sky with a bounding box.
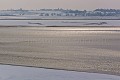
[0,0,120,10]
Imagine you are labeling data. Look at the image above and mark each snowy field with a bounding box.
[0,65,120,80]
[0,20,120,27]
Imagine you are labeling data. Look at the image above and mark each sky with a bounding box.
[0,0,120,10]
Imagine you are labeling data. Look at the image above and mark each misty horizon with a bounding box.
[1,8,120,11]
[0,0,120,10]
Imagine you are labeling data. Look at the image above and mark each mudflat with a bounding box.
[0,27,120,75]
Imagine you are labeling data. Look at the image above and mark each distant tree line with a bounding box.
[62,9,120,16]
[0,8,120,17]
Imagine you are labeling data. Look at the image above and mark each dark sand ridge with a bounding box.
[0,27,120,76]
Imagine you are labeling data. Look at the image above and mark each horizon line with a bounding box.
[0,8,120,11]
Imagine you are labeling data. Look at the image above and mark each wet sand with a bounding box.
[0,27,120,75]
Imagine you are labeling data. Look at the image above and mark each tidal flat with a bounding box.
[0,27,120,75]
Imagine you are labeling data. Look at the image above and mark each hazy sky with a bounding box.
[0,0,120,10]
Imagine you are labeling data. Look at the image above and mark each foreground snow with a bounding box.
[0,65,120,80]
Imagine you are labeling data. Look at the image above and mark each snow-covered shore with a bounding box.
[0,65,120,80]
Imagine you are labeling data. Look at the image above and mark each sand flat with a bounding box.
[0,27,120,75]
